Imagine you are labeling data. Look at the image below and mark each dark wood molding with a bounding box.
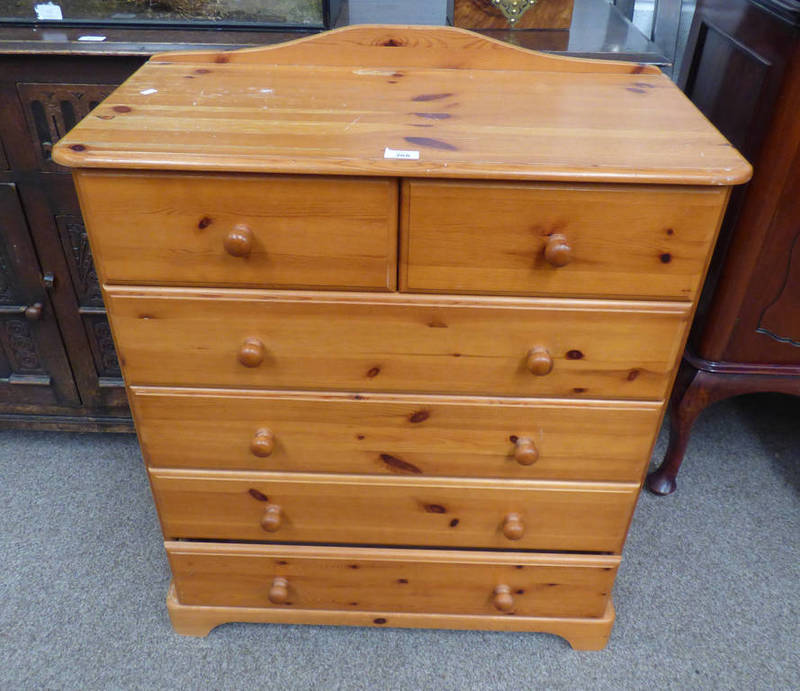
[0,412,134,432]
[684,349,800,377]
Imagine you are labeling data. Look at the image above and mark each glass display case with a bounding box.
[0,0,343,29]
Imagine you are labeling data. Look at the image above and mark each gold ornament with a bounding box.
[489,0,538,24]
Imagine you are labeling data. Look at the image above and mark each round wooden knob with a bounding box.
[502,513,525,540]
[250,428,275,457]
[268,577,289,604]
[24,302,43,321]
[238,337,265,368]
[513,437,539,466]
[526,347,553,376]
[223,224,253,258]
[544,233,572,267]
[260,504,282,532]
[493,585,514,612]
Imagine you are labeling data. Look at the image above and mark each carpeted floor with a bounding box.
[1,392,798,690]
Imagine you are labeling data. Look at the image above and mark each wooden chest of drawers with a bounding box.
[53,25,750,650]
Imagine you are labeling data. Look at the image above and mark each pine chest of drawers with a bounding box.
[53,25,750,650]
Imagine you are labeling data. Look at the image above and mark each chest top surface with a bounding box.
[52,25,750,186]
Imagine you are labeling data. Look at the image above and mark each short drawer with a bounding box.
[107,288,689,400]
[132,387,661,482]
[166,542,620,619]
[75,171,398,290]
[150,470,639,552]
[400,180,727,300]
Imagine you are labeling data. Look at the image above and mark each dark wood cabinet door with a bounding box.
[9,72,132,412]
[17,176,128,411]
[679,0,800,365]
[55,210,126,404]
[726,139,800,363]
[0,182,79,407]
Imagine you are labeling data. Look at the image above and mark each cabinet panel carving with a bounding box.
[0,236,16,305]
[1,317,45,374]
[84,314,121,378]
[17,83,116,171]
[56,214,103,307]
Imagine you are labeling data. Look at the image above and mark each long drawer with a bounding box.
[75,171,398,291]
[132,387,661,482]
[400,180,727,300]
[166,542,620,619]
[150,470,638,552]
[107,288,689,400]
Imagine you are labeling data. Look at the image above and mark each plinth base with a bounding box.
[166,582,615,650]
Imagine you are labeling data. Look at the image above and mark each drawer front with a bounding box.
[166,542,620,619]
[75,172,398,290]
[401,181,727,300]
[107,289,689,400]
[151,470,638,552]
[133,387,661,482]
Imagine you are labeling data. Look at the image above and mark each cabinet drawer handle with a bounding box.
[544,233,572,267]
[238,337,265,368]
[493,585,514,612]
[24,302,43,321]
[250,428,275,457]
[268,577,289,604]
[502,512,524,540]
[526,347,552,376]
[513,437,539,466]
[223,224,253,258]
[260,504,283,532]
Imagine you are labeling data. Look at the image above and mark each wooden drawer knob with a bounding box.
[502,513,525,540]
[544,233,572,267]
[250,428,275,457]
[223,224,253,258]
[238,337,265,368]
[268,577,289,604]
[526,347,553,376]
[513,437,539,465]
[493,585,514,612]
[260,504,283,532]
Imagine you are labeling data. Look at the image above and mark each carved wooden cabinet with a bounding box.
[55,27,748,648]
[647,0,800,494]
[0,54,145,429]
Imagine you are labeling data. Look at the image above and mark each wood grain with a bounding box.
[105,288,690,400]
[401,180,729,300]
[75,171,397,290]
[131,386,661,482]
[150,469,639,552]
[165,581,616,649]
[52,27,750,185]
[166,542,619,618]
[149,25,639,71]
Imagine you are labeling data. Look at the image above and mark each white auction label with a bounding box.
[34,3,63,20]
[77,35,107,42]
[384,148,420,160]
